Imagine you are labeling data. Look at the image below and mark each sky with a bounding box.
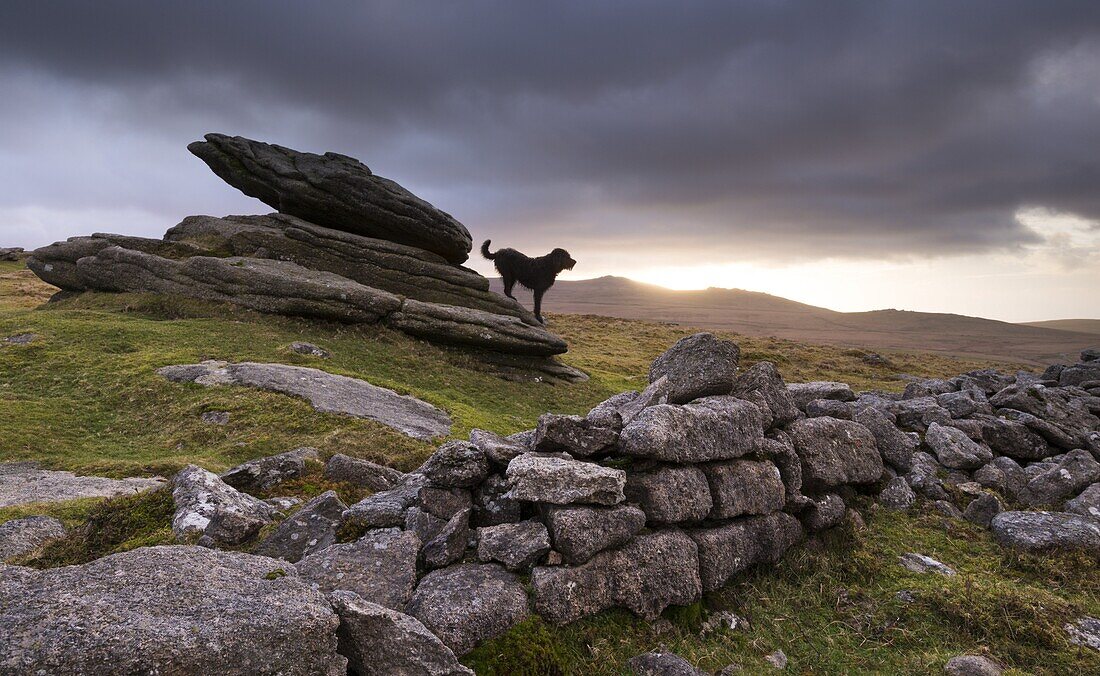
[1,1,1098,322]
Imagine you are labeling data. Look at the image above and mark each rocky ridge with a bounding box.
[3,337,1099,673]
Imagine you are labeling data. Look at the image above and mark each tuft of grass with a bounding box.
[14,488,176,568]
[464,509,1100,675]
[463,617,570,676]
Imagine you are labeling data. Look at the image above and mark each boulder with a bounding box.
[405,507,447,545]
[980,417,1051,461]
[472,474,521,527]
[687,513,803,591]
[618,376,673,426]
[990,511,1100,553]
[855,407,917,472]
[805,398,854,419]
[469,429,527,468]
[761,430,804,501]
[0,462,163,508]
[289,341,331,358]
[158,361,451,440]
[924,423,993,470]
[787,381,855,410]
[963,493,1003,528]
[899,553,956,576]
[991,384,1099,450]
[729,361,800,427]
[1058,361,1100,388]
[422,508,471,569]
[585,390,639,429]
[532,414,618,457]
[973,457,1028,501]
[905,451,950,501]
[1022,449,1100,506]
[624,465,712,524]
[531,530,702,623]
[801,493,846,531]
[253,490,346,563]
[188,133,473,264]
[506,453,626,506]
[647,333,740,404]
[323,453,404,491]
[943,655,1003,676]
[956,369,1014,395]
[903,378,956,399]
[0,246,24,261]
[297,529,420,609]
[342,475,428,529]
[627,652,707,676]
[702,459,785,519]
[0,546,343,675]
[936,389,992,419]
[877,477,916,511]
[0,516,67,561]
[1064,482,1100,519]
[1065,616,1100,651]
[329,590,473,676]
[786,417,883,490]
[406,563,530,655]
[419,486,473,520]
[619,396,764,463]
[220,447,319,493]
[477,520,551,571]
[170,465,276,546]
[891,397,952,433]
[417,442,490,488]
[543,504,647,564]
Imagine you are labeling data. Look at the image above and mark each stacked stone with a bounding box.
[26,134,583,383]
[5,337,1098,672]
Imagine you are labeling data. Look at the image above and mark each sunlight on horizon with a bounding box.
[563,208,1100,323]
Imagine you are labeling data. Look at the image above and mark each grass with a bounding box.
[464,508,1100,675]
[4,261,1089,674]
[0,262,1020,478]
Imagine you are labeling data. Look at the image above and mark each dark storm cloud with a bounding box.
[1,0,1099,262]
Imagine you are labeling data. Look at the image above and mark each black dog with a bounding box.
[481,240,576,324]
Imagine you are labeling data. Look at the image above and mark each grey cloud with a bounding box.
[1,1,1099,262]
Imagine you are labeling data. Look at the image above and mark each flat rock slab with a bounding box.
[158,361,451,440]
[0,545,344,675]
[188,133,473,264]
[0,516,67,561]
[0,462,163,508]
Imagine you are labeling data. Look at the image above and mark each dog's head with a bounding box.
[550,248,576,272]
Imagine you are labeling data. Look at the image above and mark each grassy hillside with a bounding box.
[1,260,1015,478]
[2,260,1097,674]
[1020,319,1100,335]
[502,276,1099,365]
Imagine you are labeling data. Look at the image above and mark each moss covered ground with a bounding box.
[3,260,1095,674]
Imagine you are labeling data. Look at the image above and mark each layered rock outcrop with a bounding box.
[27,135,582,383]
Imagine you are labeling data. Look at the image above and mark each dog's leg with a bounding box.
[503,274,517,299]
[533,288,546,324]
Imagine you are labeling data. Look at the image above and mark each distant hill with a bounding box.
[490,276,1100,365]
[1019,319,1100,334]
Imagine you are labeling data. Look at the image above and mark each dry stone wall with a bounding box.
[4,335,1099,673]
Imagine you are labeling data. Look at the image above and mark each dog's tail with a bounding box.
[480,240,496,259]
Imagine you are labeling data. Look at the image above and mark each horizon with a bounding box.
[2,2,1099,324]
